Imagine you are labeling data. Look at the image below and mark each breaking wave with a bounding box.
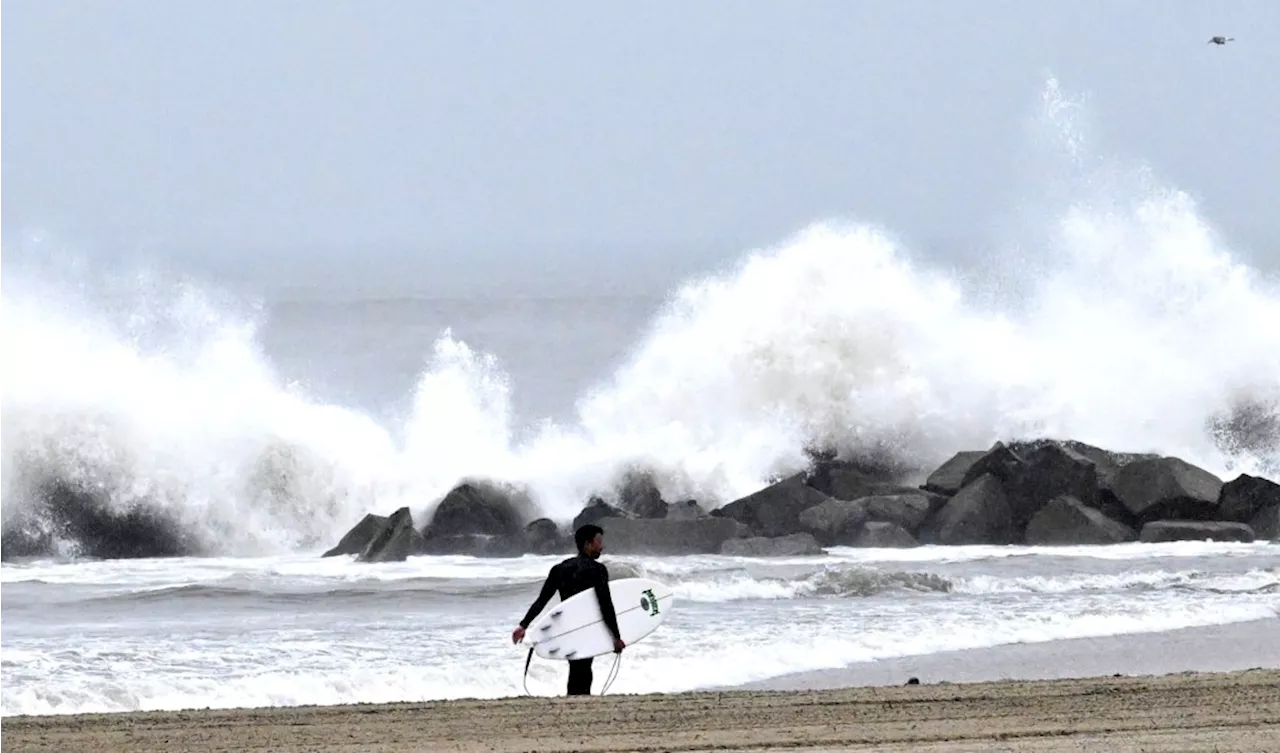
[3,76,1279,558]
[7,557,1275,607]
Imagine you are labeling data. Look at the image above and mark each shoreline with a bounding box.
[4,618,1276,720]
[4,669,1277,753]
[732,616,1280,691]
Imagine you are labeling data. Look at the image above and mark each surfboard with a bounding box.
[525,577,674,661]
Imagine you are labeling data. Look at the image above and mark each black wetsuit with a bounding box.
[519,553,622,695]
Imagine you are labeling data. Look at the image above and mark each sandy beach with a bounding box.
[4,668,1277,753]
[731,617,1280,691]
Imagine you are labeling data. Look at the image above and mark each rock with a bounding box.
[8,481,201,560]
[327,499,542,558]
[665,500,708,520]
[1024,496,1136,546]
[850,521,919,548]
[1079,447,1161,492]
[805,460,869,498]
[861,493,946,533]
[1010,439,1156,494]
[594,516,751,555]
[918,473,1016,545]
[1112,457,1224,522]
[420,481,534,557]
[323,513,388,557]
[716,473,833,538]
[357,507,423,563]
[1251,504,1280,540]
[1006,439,1150,526]
[1138,520,1256,544]
[1087,490,1140,531]
[720,533,824,557]
[572,497,629,531]
[1003,443,1102,531]
[959,442,1028,488]
[1218,474,1280,523]
[615,469,669,518]
[427,481,529,538]
[524,518,568,555]
[806,460,917,501]
[797,498,868,545]
[923,450,988,495]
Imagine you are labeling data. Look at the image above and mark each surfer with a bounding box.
[511,523,625,696]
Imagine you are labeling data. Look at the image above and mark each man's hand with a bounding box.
[512,626,526,644]
[613,637,626,653]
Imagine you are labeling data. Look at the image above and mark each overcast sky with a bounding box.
[4,0,1278,291]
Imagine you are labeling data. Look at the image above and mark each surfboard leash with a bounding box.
[520,648,623,697]
[599,652,622,695]
[522,647,536,696]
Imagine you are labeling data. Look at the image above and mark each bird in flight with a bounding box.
[1207,36,1235,45]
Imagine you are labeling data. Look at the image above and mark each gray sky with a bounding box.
[4,0,1278,292]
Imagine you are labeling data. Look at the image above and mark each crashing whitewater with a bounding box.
[3,78,1279,557]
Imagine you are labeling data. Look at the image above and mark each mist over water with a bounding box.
[3,78,1278,557]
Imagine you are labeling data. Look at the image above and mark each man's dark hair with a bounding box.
[574,523,603,552]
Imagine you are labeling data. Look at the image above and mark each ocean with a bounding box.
[2,79,1279,716]
[3,543,1277,715]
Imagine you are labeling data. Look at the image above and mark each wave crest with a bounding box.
[4,77,1279,557]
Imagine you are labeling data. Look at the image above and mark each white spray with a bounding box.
[2,78,1277,555]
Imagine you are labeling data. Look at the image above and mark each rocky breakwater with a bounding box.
[324,439,1280,562]
[321,471,757,563]
[1,480,204,561]
[737,439,1276,552]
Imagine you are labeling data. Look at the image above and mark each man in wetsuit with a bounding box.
[510,523,625,695]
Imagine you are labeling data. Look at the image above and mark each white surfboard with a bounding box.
[525,577,674,661]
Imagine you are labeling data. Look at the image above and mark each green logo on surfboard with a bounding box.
[640,588,660,616]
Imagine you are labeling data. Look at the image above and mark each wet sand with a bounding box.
[732,617,1280,691]
[4,668,1278,753]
